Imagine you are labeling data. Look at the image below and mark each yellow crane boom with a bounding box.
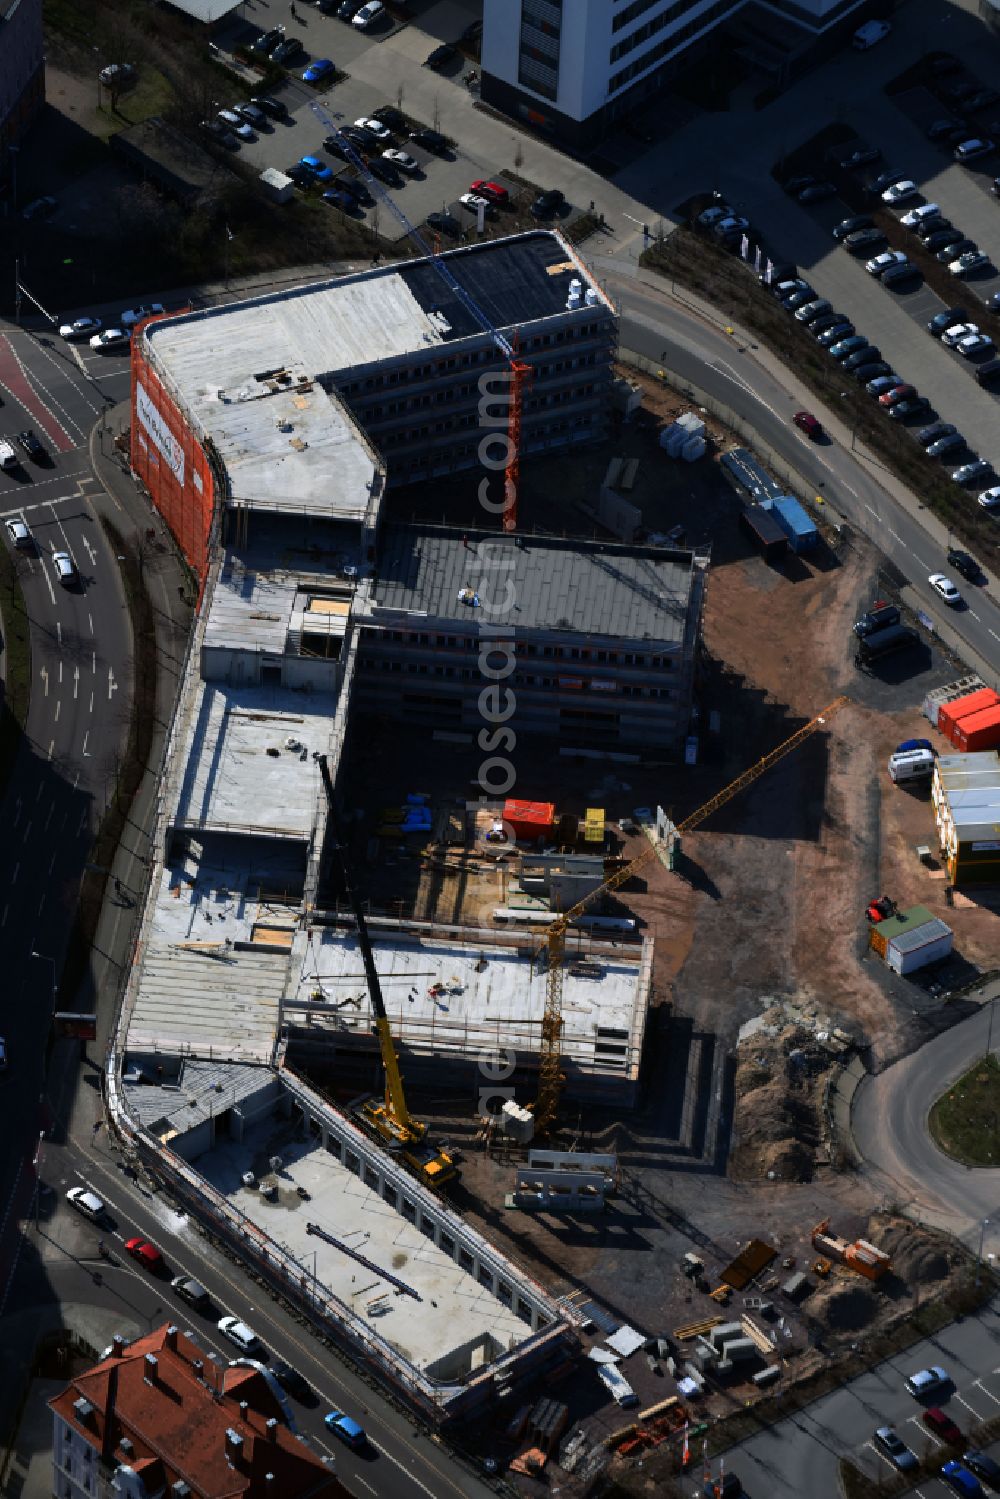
[532,696,848,1132]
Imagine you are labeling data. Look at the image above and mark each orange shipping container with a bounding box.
[938,688,999,737]
[503,800,556,841]
[954,705,1000,754]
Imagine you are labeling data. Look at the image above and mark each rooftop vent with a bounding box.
[143,1353,158,1385]
[171,1485,193,1498]
[119,1438,134,1456]
[73,1397,94,1422]
[266,1418,278,1443]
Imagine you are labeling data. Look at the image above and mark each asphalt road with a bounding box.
[715,1301,1000,1499]
[853,998,1000,1248]
[47,1136,495,1499]
[602,273,1000,672]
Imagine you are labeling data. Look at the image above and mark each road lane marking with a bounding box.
[912,555,929,569]
[22,822,30,843]
[11,863,18,883]
[973,1379,1000,1405]
[56,621,61,645]
[91,650,96,674]
[89,691,94,713]
[89,612,94,635]
[58,661,62,684]
[40,666,48,696]
[109,668,117,700]
[54,700,61,723]
[82,731,90,757]
[968,610,981,621]
[47,740,54,760]
[865,503,877,515]
[73,666,79,699]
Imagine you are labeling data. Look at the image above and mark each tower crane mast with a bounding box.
[309,102,530,528]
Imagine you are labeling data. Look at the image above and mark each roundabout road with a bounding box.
[853,990,1000,1249]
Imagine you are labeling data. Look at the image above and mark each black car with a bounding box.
[963,87,1000,113]
[917,421,957,445]
[833,214,873,239]
[366,156,399,184]
[963,1450,1000,1486]
[799,181,836,203]
[530,188,565,218]
[855,602,901,637]
[337,0,364,16]
[927,117,963,141]
[869,169,910,195]
[843,345,880,370]
[923,229,961,252]
[938,238,976,262]
[889,397,930,420]
[252,27,284,56]
[784,289,816,310]
[929,307,966,339]
[271,37,304,64]
[286,163,315,187]
[324,135,352,160]
[17,429,45,461]
[947,548,980,581]
[811,312,849,335]
[852,361,891,382]
[335,176,371,203]
[784,174,816,196]
[840,145,881,168]
[269,1359,312,1401]
[251,95,289,119]
[425,43,457,68]
[845,228,887,253]
[914,215,949,239]
[373,104,407,130]
[882,262,920,288]
[426,211,461,238]
[342,125,374,148]
[409,126,448,154]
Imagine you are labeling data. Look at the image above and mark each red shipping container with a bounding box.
[954,705,1000,753]
[938,688,999,737]
[503,799,556,841]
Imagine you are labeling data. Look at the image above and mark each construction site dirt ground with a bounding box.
[335,381,1000,1459]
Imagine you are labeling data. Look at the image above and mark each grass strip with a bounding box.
[929,1052,1000,1165]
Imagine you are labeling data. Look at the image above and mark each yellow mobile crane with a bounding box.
[317,757,457,1190]
[533,697,849,1133]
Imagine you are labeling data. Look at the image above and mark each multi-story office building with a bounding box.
[481,0,870,145]
[0,0,44,172]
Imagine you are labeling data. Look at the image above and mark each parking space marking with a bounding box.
[973,1378,1000,1405]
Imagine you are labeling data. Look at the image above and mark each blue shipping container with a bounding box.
[762,495,818,553]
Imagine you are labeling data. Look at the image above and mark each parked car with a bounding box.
[202,120,238,148]
[924,1403,964,1439]
[866,250,909,275]
[927,117,963,140]
[322,188,358,211]
[784,289,817,311]
[354,116,390,140]
[299,155,334,183]
[963,87,1000,112]
[942,322,979,346]
[925,228,963,252]
[324,1410,367,1449]
[963,1451,1000,1486]
[410,126,449,154]
[530,188,565,218]
[336,0,364,15]
[880,382,917,406]
[928,309,969,340]
[251,27,284,55]
[171,1275,211,1310]
[916,217,953,240]
[470,179,509,204]
[269,1359,312,1401]
[941,1463,985,1497]
[938,238,977,262]
[852,361,891,383]
[950,251,991,275]
[779,282,814,305]
[251,95,288,119]
[352,0,384,27]
[927,432,966,457]
[426,211,461,237]
[793,411,822,437]
[883,179,920,203]
[843,345,881,370]
[17,430,45,461]
[218,1316,264,1355]
[889,397,930,420]
[773,277,809,299]
[5,519,32,548]
[233,102,267,128]
[272,37,304,64]
[382,148,418,173]
[840,145,881,168]
[855,602,900,637]
[425,43,457,69]
[794,299,833,323]
[372,105,406,130]
[99,61,136,87]
[870,169,911,195]
[953,460,994,485]
[901,202,940,226]
[883,262,920,287]
[867,374,903,395]
[120,303,165,327]
[957,333,994,357]
[817,322,855,346]
[811,312,850,336]
[874,1426,917,1472]
[833,214,873,239]
[60,316,102,341]
[907,1366,951,1398]
[845,228,886,254]
[830,335,870,359]
[955,138,995,160]
[799,181,836,203]
[66,1186,104,1219]
[286,163,316,187]
[22,195,57,221]
[783,174,815,196]
[459,191,493,214]
[302,59,336,84]
[918,421,958,444]
[978,486,1000,510]
[853,18,890,47]
[90,329,130,352]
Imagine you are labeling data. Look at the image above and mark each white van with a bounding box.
[0,439,17,472]
[597,1364,639,1407]
[853,19,891,49]
[888,748,936,783]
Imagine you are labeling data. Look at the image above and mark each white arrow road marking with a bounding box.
[40,666,48,697]
[82,731,90,757]
[54,701,60,723]
[82,535,98,567]
[108,668,118,700]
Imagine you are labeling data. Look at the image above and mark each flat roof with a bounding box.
[204,552,355,656]
[125,1059,279,1143]
[171,684,334,840]
[369,527,696,643]
[198,1120,534,1374]
[285,924,650,1075]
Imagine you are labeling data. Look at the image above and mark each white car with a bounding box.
[90,328,130,352]
[941,322,978,347]
[354,116,390,140]
[865,250,908,276]
[928,573,962,606]
[52,551,77,585]
[950,251,990,276]
[459,192,492,213]
[217,109,244,129]
[66,1186,105,1220]
[353,0,384,27]
[957,333,994,358]
[119,303,165,328]
[882,179,919,204]
[59,316,101,341]
[5,518,32,548]
[978,486,1000,510]
[218,1316,263,1354]
[382,148,418,173]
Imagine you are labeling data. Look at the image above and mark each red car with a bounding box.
[793,410,822,438]
[126,1238,163,1269]
[879,382,916,407]
[470,179,509,204]
[923,1407,962,1444]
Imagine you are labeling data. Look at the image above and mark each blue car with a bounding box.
[896,738,934,754]
[324,1409,366,1449]
[303,58,335,84]
[300,155,334,183]
[941,1461,984,1497]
